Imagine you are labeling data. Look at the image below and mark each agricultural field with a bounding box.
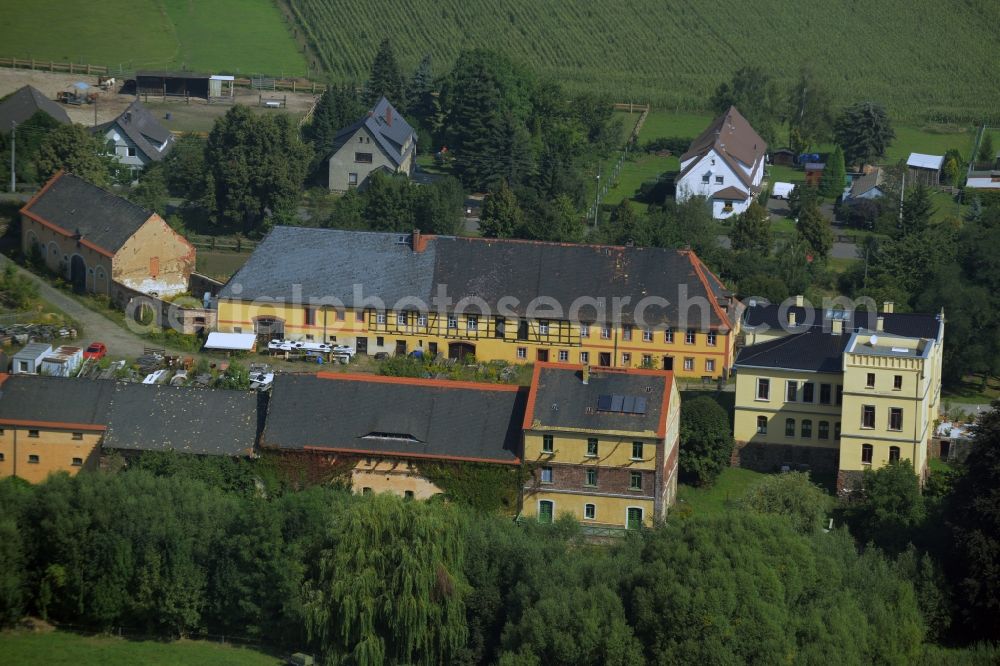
[0,0,307,76]
[286,0,1000,121]
[0,630,282,665]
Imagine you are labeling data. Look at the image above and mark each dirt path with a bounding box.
[0,253,190,358]
[0,67,319,131]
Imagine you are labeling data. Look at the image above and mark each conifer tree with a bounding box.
[819,145,846,199]
[366,38,404,107]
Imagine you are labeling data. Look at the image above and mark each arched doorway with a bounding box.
[70,255,87,293]
[448,342,475,361]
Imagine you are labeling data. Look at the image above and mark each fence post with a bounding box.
[50,60,54,72]
[86,63,91,75]
[69,62,74,74]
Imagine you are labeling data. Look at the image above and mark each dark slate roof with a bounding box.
[742,303,941,340]
[136,70,210,79]
[95,100,174,162]
[262,373,525,463]
[219,228,736,329]
[0,375,113,425]
[734,331,850,373]
[103,383,258,456]
[21,173,153,253]
[527,365,671,436]
[330,96,415,167]
[0,85,71,131]
[217,226,437,307]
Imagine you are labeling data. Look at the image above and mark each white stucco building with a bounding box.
[675,106,767,219]
[94,101,174,180]
[327,97,416,192]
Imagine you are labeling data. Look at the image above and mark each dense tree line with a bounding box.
[4,416,1000,664]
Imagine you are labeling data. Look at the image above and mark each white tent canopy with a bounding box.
[907,153,944,170]
[204,332,256,351]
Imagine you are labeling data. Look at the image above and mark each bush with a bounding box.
[740,471,833,533]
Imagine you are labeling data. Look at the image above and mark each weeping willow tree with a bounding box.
[306,494,469,665]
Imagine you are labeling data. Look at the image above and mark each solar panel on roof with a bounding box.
[622,395,636,413]
[634,396,647,414]
[610,395,624,411]
[597,394,613,411]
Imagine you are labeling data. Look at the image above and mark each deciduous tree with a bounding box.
[729,201,771,255]
[785,66,834,149]
[679,396,733,486]
[710,66,781,146]
[35,124,118,187]
[479,180,524,238]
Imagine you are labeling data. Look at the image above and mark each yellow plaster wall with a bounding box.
[521,490,654,528]
[0,427,102,483]
[113,215,195,295]
[350,459,444,499]
[733,367,844,445]
[523,431,659,469]
[217,300,733,378]
[21,216,113,294]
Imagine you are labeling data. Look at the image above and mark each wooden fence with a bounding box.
[185,235,258,253]
[0,57,108,75]
[0,55,330,95]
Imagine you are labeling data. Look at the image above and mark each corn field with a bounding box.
[287,0,1000,122]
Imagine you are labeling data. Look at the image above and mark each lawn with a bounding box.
[676,467,766,518]
[603,153,678,205]
[637,111,712,144]
[884,123,976,164]
[943,373,1000,405]
[0,0,307,76]
[195,251,251,282]
[142,100,305,135]
[0,630,282,665]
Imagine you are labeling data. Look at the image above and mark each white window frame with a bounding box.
[683,357,694,371]
[705,359,715,372]
[558,350,569,362]
[539,320,550,335]
[376,312,387,325]
[540,466,553,484]
[516,347,527,359]
[447,316,458,329]
[665,329,674,343]
[580,351,590,364]
[467,315,478,331]
[580,324,590,338]
[685,330,696,344]
[643,328,653,342]
[584,503,596,520]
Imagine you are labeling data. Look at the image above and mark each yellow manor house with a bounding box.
[731,299,944,493]
[216,227,741,379]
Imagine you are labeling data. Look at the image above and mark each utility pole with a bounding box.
[9,121,15,193]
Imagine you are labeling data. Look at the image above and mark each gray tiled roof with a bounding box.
[218,226,437,307]
[219,227,736,329]
[95,100,174,162]
[735,331,850,373]
[103,383,259,457]
[330,96,415,167]
[262,373,525,463]
[0,85,71,131]
[22,173,153,253]
[529,365,669,435]
[0,375,113,425]
[743,303,941,339]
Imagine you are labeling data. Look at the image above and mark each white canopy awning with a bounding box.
[204,332,256,351]
[772,182,794,198]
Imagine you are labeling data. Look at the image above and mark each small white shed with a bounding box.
[40,345,83,377]
[772,182,795,199]
[11,343,52,374]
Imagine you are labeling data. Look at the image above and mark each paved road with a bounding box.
[0,254,189,358]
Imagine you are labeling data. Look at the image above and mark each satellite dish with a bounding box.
[870,334,879,346]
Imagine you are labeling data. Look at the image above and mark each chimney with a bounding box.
[832,319,843,336]
[876,316,884,332]
[788,311,797,327]
[411,229,428,253]
[794,294,804,307]
[385,105,392,126]
[883,301,894,314]
[582,365,590,385]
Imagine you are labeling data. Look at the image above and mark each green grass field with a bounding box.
[0,0,307,76]
[676,468,766,518]
[287,0,1000,121]
[0,631,282,665]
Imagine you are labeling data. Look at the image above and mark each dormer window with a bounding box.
[363,432,421,443]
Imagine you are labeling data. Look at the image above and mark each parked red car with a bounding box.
[83,342,107,360]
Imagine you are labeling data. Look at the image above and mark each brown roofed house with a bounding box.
[675,106,767,220]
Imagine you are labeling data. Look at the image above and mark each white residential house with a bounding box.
[94,101,174,180]
[675,106,767,219]
[327,97,416,192]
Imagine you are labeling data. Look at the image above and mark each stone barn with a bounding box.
[20,171,195,298]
